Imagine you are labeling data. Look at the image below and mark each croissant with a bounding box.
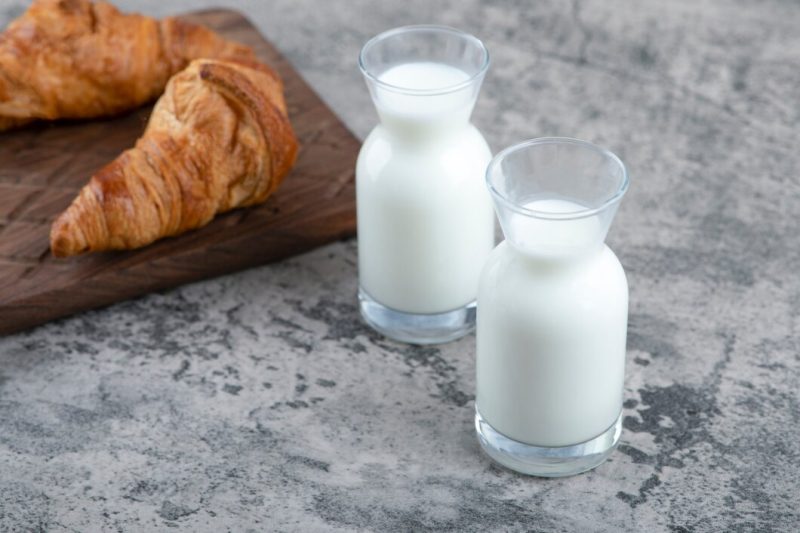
[49,58,299,257]
[0,0,255,130]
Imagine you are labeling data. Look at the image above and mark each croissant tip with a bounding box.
[49,214,84,258]
[49,231,71,259]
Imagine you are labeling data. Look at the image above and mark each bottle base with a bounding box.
[475,407,622,477]
[359,288,476,345]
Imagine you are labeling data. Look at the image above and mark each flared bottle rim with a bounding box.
[485,137,630,221]
[358,25,490,96]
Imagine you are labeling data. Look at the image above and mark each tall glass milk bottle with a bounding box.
[475,138,630,477]
[357,26,494,344]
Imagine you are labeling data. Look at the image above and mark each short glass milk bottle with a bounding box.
[475,138,630,477]
[356,26,494,344]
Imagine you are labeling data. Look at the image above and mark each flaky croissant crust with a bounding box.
[0,0,255,130]
[49,59,299,257]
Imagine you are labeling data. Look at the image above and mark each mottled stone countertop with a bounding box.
[1,1,799,531]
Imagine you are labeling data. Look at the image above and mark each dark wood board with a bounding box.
[0,9,358,336]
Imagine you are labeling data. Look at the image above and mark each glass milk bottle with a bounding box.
[356,26,494,344]
[475,138,630,477]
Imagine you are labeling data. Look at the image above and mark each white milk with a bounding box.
[371,62,475,135]
[476,199,628,447]
[357,62,494,314]
[508,198,607,257]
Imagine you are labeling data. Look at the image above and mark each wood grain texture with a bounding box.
[0,9,358,335]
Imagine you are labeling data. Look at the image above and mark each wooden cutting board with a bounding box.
[0,9,359,336]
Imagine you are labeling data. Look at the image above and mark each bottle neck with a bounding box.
[496,204,613,266]
[372,89,476,144]
[506,240,606,269]
[381,114,470,145]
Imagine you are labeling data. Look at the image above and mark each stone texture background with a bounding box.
[1,0,799,531]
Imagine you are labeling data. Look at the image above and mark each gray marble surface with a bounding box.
[1,0,799,531]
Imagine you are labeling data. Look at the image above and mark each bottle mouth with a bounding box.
[485,137,630,221]
[358,25,490,96]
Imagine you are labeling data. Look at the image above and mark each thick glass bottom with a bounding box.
[475,406,622,477]
[359,288,476,345]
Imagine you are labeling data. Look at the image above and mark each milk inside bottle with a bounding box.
[357,26,494,344]
[475,137,630,477]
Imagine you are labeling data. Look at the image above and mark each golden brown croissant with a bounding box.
[49,58,299,257]
[0,0,256,130]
